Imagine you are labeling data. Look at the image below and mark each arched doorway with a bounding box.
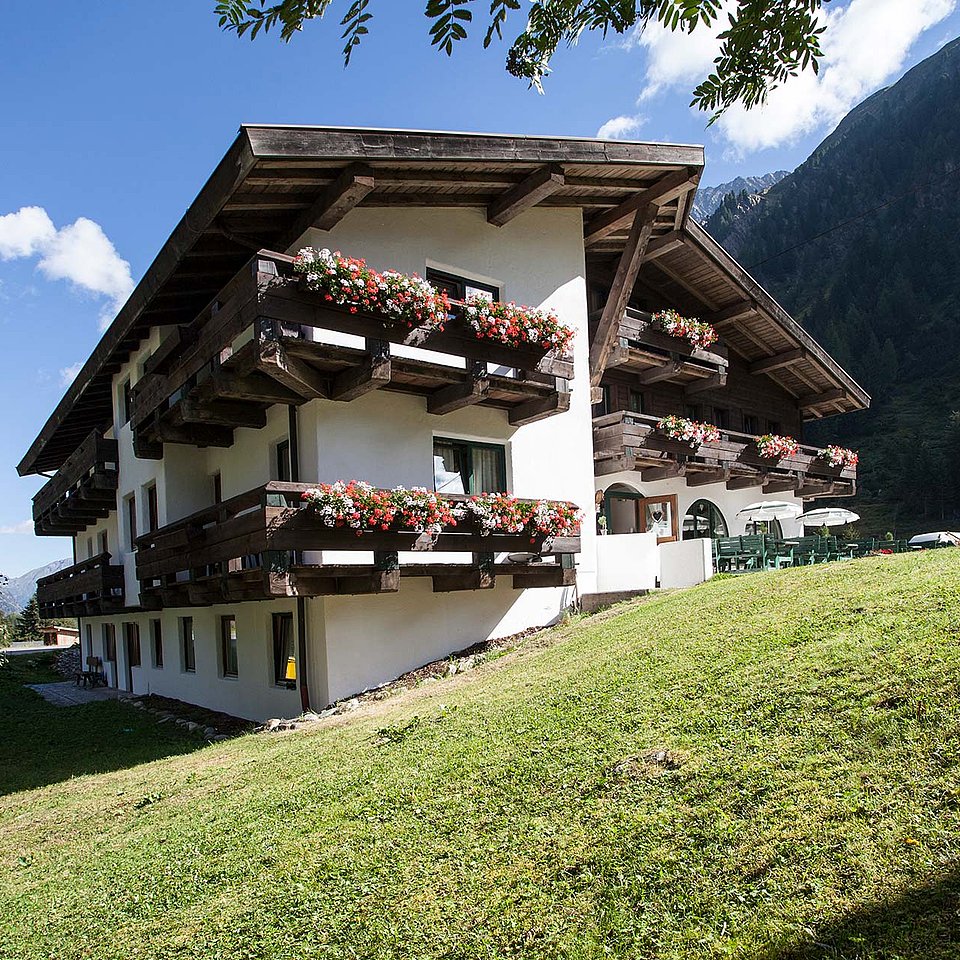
[682,499,728,540]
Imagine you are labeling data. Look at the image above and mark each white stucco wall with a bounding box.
[75,204,597,721]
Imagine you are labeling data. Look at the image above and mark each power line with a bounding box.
[745,163,960,270]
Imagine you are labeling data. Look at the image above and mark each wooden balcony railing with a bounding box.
[32,431,119,537]
[589,306,729,387]
[135,481,580,608]
[36,552,125,619]
[129,251,574,459]
[593,412,856,498]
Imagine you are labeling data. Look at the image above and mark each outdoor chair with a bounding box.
[76,656,106,688]
[792,536,821,565]
[736,535,767,570]
[765,537,795,569]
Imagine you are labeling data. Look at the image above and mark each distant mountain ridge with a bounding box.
[0,559,71,613]
[706,36,960,535]
[691,171,789,222]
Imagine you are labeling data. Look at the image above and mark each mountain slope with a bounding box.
[708,37,960,534]
[0,559,71,613]
[691,170,789,221]
[2,551,960,958]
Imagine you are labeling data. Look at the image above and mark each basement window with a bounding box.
[433,437,506,495]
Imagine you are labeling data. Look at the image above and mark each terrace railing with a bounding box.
[593,411,856,497]
[129,251,574,458]
[36,552,125,619]
[135,481,580,607]
[32,431,119,537]
[589,306,728,386]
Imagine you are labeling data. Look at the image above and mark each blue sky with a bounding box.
[1,0,958,576]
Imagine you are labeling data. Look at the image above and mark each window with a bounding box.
[151,619,163,668]
[180,617,195,673]
[220,616,239,678]
[742,414,759,436]
[119,378,132,425]
[146,483,159,533]
[275,440,291,483]
[86,536,94,559]
[682,500,728,540]
[98,530,109,556]
[767,419,781,435]
[272,613,296,689]
[125,494,137,550]
[684,403,702,421]
[433,437,506,495]
[426,268,499,303]
[84,624,93,658]
[639,494,679,544]
[628,389,644,414]
[212,472,222,505]
[712,408,730,430]
[103,623,117,663]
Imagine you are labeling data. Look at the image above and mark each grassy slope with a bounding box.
[2,553,960,959]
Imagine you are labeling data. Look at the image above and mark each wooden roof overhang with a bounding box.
[19,125,704,477]
[631,220,870,419]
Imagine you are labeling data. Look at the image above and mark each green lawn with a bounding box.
[2,552,960,959]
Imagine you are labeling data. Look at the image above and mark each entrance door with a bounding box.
[103,623,117,688]
[123,623,141,692]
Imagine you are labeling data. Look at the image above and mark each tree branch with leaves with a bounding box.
[215,0,829,118]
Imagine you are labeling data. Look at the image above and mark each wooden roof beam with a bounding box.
[584,169,696,246]
[799,387,846,413]
[749,348,806,375]
[707,300,756,328]
[642,230,684,261]
[684,372,727,396]
[278,162,375,249]
[589,205,657,388]
[487,164,565,227]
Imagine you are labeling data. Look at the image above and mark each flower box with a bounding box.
[818,445,859,469]
[755,434,801,460]
[294,248,575,363]
[656,415,722,448]
[650,309,719,351]
[300,481,581,545]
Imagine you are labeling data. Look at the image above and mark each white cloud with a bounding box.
[0,521,33,535]
[717,0,956,153]
[605,0,956,155]
[0,206,133,329]
[596,114,647,139]
[59,362,83,386]
[0,207,56,259]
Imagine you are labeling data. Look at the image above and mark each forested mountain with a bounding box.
[691,171,789,222]
[707,37,960,536]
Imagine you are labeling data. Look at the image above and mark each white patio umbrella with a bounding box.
[736,501,803,522]
[799,507,860,527]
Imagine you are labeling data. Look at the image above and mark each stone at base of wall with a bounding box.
[579,590,650,615]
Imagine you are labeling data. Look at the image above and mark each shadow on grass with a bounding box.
[0,650,203,796]
[760,865,960,959]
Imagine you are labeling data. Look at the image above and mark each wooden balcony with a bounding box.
[129,251,574,458]
[32,431,119,537]
[593,412,856,498]
[135,482,580,608]
[36,552,125,619]
[590,307,728,388]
